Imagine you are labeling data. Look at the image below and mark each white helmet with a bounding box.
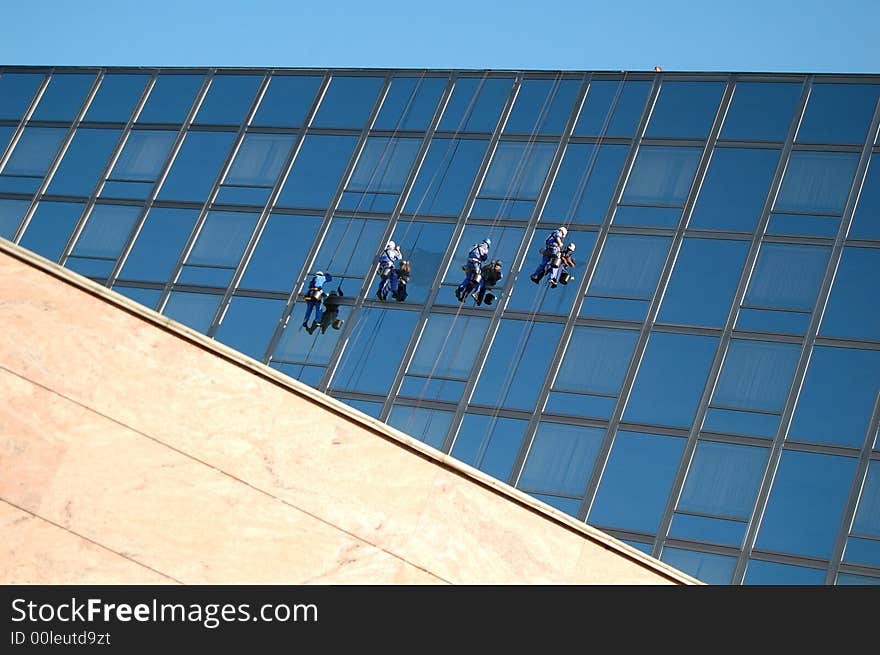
[315,271,324,277]
[567,242,576,251]
[558,226,568,238]
[387,240,396,249]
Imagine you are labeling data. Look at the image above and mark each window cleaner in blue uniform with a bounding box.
[375,240,402,301]
[455,237,491,302]
[309,286,345,335]
[391,259,411,302]
[473,259,503,306]
[549,242,576,286]
[302,270,332,331]
[530,226,567,286]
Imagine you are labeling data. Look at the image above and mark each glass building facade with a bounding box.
[2,66,879,585]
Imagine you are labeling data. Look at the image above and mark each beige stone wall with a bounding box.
[0,239,698,585]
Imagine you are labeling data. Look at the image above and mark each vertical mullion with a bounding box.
[732,78,880,585]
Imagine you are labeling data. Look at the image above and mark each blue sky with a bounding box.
[1,0,878,73]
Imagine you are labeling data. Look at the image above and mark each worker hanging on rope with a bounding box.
[473,258,504,306]
[308,285,346,335]
[455,237,491,302]
[302,270,333,331]
[375,240,403,301]
[391,259,411,302]
[548,242,576,286]
[530,226,568,287]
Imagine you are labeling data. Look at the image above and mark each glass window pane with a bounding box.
[612,205,680,228]
[853,461,880,538]
[374,76,446,131]
[679,441,769,519]
[2,127,67,176]
[162,291,221,333]
[471,320,562,412]
[0,125,13,155]
[836,572,880,585]
[70,204,141,259]
[518,422,604,497]
[438,77,513,132]
[408,314,488,380]
[744,559,826,585]
[775,151,859,214]
[555,326,638,395]
[46,128,121,196]
[660,548,736,585]
[542,144,628,224]
[180,210,258,286]
[341,136,421,211]
[136,74,203,124]
[589,430,685,533]
[713,340,800,413]
[112,285,162,309]
[313,217,386,288]
[224,133,295,187]
[821,247,880,341]
[658,238,748,327]
[330,307,419,394]
[451,414,527,482]
[587,234,671,299]
[252,75,321,127]
[850,154,880,239]
[766,212,839,238]
[157,131,235,202]
[756,449,856,558]
[85,74,149,122]
[311,76,383,129]
[386,220,455,303]
[797,83,880,144]
[574,80,651,138]
[621,146,701,206]
[0,73,44,120]
[272,313,341,366]
[31,73,95,122]
[18,201,83,261]
[504,78,580,134]
[239,213,321,293]
[479,141,556,199]
[744,243,830,311]
[789,346,880,448]
[108,130,176,181]
[387,405,452,450]
[276,134,357,209]
[119,207,199,282]
[214,296,285,361]
[271,362,325,387]
[669,511,747,547]
[624,332,718,428]
[0,198,29,239]
[194,75,261,125]
[721,82,802,142]
[689,148,779,232]
[404,138,487,216]
[338,398,382,418]
[645,81,725,139]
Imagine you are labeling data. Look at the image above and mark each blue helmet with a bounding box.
[483,237,492,247]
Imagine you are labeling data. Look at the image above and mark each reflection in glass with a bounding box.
[252,75,321,127]
[473,141,555,219]
[720,82,802,142]
[388,405,452,450]
[661,548,736,585]
[797,83,880,144]
[0,198,30,240]
[18,201,83,262]
[679,441,769,519]
[451,414,527,482]
[66,204,141,278]
[178,211,258,287]
[405,138,487,216]
[214,296,285,360]
[438,77,513,133]
[543,144,628,224]
[136,74,203,124]
[31,73,95,122]
[85,74,149,123]
[158,131,236,202]
[621,146,701,206]
[504,78,580,134]
[712,340,800,413]
[194,75,261,125]
[311,76,383,129]
[2,127,67,177]
[744,559,826,585]
[645,81,725,139]
[821,247,880,341]
[46,128,121,197]
[162,291,221,333]
[276,134,357,209]
[119,207,199,282]
[775,151,858,215]
[850,154,880,239]
[574,80,651,137]
[386,220,455,303]
[0,73,44,120]
[239,214,321,293]
[339,136,421,212]
[518,422,603,497]
[374,76,446,131]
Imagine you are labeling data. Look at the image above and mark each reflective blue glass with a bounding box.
[660,548,736,585]
[545,391,617,420]
[850,153,880,238]
[276,134,357,209]
[766,213,839,237]
[668,513,747,547]
[31,73,95,122]
[688,148,780,232]
[223,133,295,187]
[374,76,446,131]
[408,314,488,381]
[658,238,748,327]
[179,211,259,287]
[504,78,580,134]
[573,80,651,138]
[330,307,419,394]
[312,217,386,289]
[18,201,82,261]
[339,399,383,418]
[531,494,582,518]
[702,408,779,439]
[720,81,803,142]
[542,144,628,224]
[194,75,261,125]
[789,346,880,448]
[252,75,321,127]
[612,205,680,228]
[844,537,880,568]
[853,461,880,538]
[404,138,487,216]
[775,151,858,214]
[518,422,603,496]
[272,314,340,367]
[797,83,880,144]
[2,127,67,176]
[84,74,149,123]
[158,131,236,202]
[270,362,325,387]
[438,77,513,132]
[744,243,830,311]
[136,74,203,124]
[621,146,701,205]
[589,430,686,533]
[46,128,121,196]
[0,125,13,155]
[239,213,321,293]
[744,559,826,585]
[620,540,654,555]
[387,220,455,303]
[821,247,880,341]
[624,332,718,428]
[679,441,769,519]
[471,320,562,411]
[68,204,141,269]
[340,136,420,212]
[108,130,176,181]
[387,406,452,450]
[119,207,199,282]
[713,340,800,413]
[645,81,725,139]
[0,198,29,239]
[162,291,221,333]
[451,414,527,482]
[836,572,880,585]
[554,326,638,395]
[0,73,44,120]
[214,296,285,360]
[111,285,161,309]
[475,141,556,218]
[756,449,856,558]
[586,234,671,300]
[311,76,383,129]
